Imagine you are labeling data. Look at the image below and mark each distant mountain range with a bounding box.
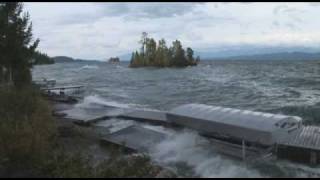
[118,45,320,61]
[52,56,102,63]
[212,52,320,61]
[52,51,320,63]
[195,44,320,60]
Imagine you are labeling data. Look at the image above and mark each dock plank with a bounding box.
[280,126,320,151]
[118,109,169,126]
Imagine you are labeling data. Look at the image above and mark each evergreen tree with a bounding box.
[195,56,200,63]
[139,32,148,57]
[32,51,54,65]
[145,38,157,65]
[0,2,39,87]
[130,32,200,68]
[186,47,194,63]
[130,52,135,65]
[171,40,186,66]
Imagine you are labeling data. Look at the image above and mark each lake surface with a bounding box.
[32,60,320,177]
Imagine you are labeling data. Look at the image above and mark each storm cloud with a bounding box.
[24,2,320,60]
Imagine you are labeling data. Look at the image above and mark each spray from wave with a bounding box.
[148,129,264,178]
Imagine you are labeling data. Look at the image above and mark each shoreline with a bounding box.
[51,101,177,178]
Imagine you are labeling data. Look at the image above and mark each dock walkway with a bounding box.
[56,104,170,126]
[277,126,320,165]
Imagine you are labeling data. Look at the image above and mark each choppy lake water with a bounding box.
[32,60,320,177]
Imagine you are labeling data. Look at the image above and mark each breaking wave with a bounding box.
[148,129,264,178]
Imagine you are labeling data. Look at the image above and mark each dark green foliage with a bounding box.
[52,56,74,63]
[130,32,199,68]
[0,2,39,87]
[32,51,54,65]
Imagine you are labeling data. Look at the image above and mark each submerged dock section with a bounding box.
[100,125,168,153]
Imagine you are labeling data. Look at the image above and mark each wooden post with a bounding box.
[310,151,317,165]
[242,139,246,161]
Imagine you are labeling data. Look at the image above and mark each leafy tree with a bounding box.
[0,2,39,87]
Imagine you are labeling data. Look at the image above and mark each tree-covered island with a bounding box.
[130,32,200,68]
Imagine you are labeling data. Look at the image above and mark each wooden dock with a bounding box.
[277,126,320,165]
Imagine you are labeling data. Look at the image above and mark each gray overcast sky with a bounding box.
[24,2,320,60]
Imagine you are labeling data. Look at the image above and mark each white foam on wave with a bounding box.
[93,116,320,178]
[75,95,132,108]
[274,160,320,178]
[148,129,264,178]
[79,65,99,70]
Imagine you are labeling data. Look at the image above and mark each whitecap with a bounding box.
[79,65,99,70]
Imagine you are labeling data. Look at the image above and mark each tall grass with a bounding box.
[0,86,57,173]
[0,86,171,178]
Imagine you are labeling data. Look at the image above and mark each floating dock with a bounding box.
[33,79,320,167]
[100,125,168,153]
[58,106,128,125]
[51,97,320,165]
[118,109,169,126]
